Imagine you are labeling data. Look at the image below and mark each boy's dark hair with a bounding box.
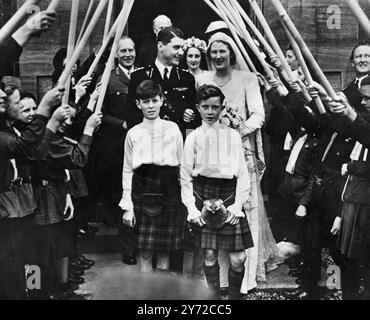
[350,42,370,61]
[20,91,37,103]
[157,27,184,45]
[285,45,294,54]
[206,40,236,66]
[4,84,19,97]
[136,80,164,100]
[196,84,225,105]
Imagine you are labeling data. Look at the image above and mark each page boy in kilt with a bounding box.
[181,84,253,300]
[119,80,185,273]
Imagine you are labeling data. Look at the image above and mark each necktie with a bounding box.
[321,132,338,162]
[285,134,308,174]
[163,67,169,81]
[355,78,360,89]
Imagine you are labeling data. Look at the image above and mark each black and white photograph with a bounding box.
[1,0,370,306]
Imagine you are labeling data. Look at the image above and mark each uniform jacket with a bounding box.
[32,130,93,225]
[125,65,201,135]
[0,37,22,77]
[343,80,367,113]
[277,94,324,206]
[0,117,51,219]
[0,115,49,193]
[95,66,132,174]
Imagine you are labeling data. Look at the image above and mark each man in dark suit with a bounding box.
[343,43,370,112]
[126,27,200,136]
[94,36,137,265]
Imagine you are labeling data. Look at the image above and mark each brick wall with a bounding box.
[18,0,107,100]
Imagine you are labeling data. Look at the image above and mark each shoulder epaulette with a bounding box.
[133,67,145,73]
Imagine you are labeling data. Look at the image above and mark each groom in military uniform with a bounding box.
[126,27,200,135]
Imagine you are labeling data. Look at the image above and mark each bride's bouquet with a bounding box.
[219,105,243,131]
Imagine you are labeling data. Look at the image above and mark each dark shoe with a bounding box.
[122,252,137,265]
[78,228,96,237]
[69,262,88,272]
[50,283,85,300]
[284,288,311,300]
[76,255,95,268]
[69,268,84,277]
[295,278,304,286]
[87,225,99,233]
[68,283,80,292]
[70,257,90,270]
[289,270,303,277]
[68,274,85,285]
[50,290,86,300]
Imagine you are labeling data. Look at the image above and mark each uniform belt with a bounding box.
[314,174,340,186]
[34,179,62,187]
[0,177,32,194]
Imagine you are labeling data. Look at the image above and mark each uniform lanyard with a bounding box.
[321,132,338,163]
[63,136,78,182]
[10,127,21,181]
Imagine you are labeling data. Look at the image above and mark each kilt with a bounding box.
[190,175,253,251]
[132,165,185,251]
[33,180,68,226]
[338,202,370,265]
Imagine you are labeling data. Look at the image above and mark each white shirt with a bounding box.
[118,64,135,79]
[181,121,250,216]
[355,75,368,89]
[155,59,173,79]
[119,118,183,211]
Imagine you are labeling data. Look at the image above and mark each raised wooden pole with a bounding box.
[58,0,108,86]
[213,0,276,78]
[282,23,326,114]
[95,0,135,113]
[103,0,114,41]
[47,0,62,11]
[270,0,337,99]
[86,9,123,77]
[76,0,96,46]
[0,0,41,45]
[230,0,275,57]
[204,0,254,71]
[248,0,296,82]
[62,0,80,105]
[345,0,370,38]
